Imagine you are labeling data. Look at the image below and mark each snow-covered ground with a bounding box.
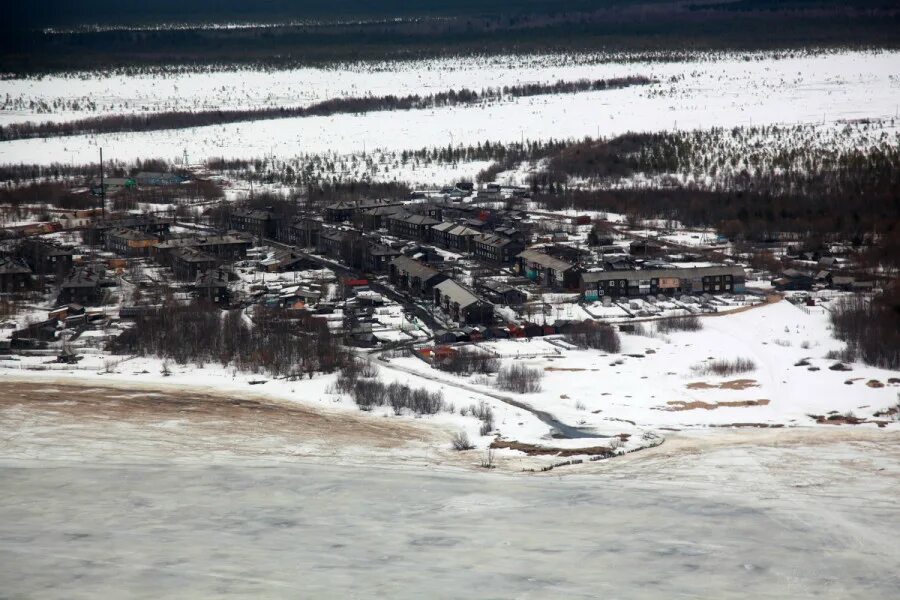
[396,298,900,432]
[1,50,897,168]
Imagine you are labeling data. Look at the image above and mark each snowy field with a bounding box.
[1,429,899,598]
[1,50,897,169]
[394,298,900,433]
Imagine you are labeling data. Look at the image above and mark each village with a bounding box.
[0,167,878,358]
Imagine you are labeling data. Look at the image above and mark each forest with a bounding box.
[3,1,898,75]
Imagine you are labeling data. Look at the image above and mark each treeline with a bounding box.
[5,2,899,75]
[535,185,899,243]
[109,302,345,377]
[0,77,652,142]
[0,157,175,185]
[829,284,900,370]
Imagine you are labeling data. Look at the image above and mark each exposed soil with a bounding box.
[0,381,437,456]
[808,413,890,428]
[665,399,770,411]
[490,439,618,458]
[544,367,596,372]
[686,378,759,391]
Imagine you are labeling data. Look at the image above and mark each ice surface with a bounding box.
[2,433,899,598]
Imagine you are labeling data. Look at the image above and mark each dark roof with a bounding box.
[171,247,217,263]
[390,255,441,280]
[61,267,105,288]
[231,208,277,221]
[581,265,743,284]
[517,249,574,272]
[0,257,31,275]
[107,227,157,241]
[473,233,516,248]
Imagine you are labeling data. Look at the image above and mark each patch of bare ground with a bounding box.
[686,378,758,390]
[808,413,889,427]
[544,367,597,372]
[867,379,885,388]
[490,438,626,457]
[709,423,784,428]
[0,381,436,453]
[664,399,770,411]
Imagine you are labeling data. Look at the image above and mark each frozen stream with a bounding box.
[2,435,899,599]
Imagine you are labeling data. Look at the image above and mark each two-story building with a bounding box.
[229,208,280,239]
[105,228,159,257]
[472,233,524,264]
[170,247,218,281]
[580,265,746,299]
[433,279,494,325]
[516,249,581,289]
[389,256,448,296]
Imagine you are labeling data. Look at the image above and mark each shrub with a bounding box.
[691,357,756,376]
[497,363,543,393]
[451,431,475,451]
[435,349,500,375]
[656,314,703,333]
[565,321,621,352]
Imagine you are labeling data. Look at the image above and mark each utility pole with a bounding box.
[99,147,105,220]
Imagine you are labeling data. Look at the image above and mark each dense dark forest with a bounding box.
[0,77,652,141]
[2,1,898,75]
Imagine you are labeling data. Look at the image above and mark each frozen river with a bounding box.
[3,435,899,599]
[1,380,898,598]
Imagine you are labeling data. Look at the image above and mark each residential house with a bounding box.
[389,256,448,296]
[471,233,524,264]
[153,234,251,265]
[433,279,494,325]
[318,230,349,261]
[134,171,185,186]
[278,216,323,247]
[773,268,814,291]
[324,199,403,223]
[516,249,581,289]
[89,214,171,244]
[387,213,440,242]
[581,265,745,299]
[93,177,135,196]
[359,205,406,231]
[105,227,159,257]
[259,248,310,272]
[58,267,107,305]
[477,280,527,306]
[439,224,481,252]
[170,247,218,281]
[365,244,402,273]
[229,208,280,239]
[0,257,32,292]
[18,239,73,276]
[194,269,232,304]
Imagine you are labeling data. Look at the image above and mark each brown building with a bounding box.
[105,228,159,257]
